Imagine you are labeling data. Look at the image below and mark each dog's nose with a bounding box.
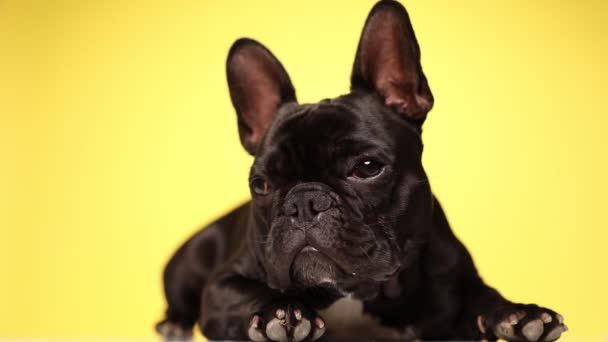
[283,185,333,224]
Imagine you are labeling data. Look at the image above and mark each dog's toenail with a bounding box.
[251,315,260,328]
[311,318,326,341]
[276,309,286,319]
[477,315,486,334]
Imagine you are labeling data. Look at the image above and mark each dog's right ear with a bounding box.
[226,38,296,155]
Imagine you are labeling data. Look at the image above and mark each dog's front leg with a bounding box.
[200,272,327,342]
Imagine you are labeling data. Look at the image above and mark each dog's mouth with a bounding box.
[290,245,343,287]
[264,217,402,290]
[289,244,401,300]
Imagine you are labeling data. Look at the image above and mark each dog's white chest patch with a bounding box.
[318,295,414,340]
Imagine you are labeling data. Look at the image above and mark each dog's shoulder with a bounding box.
[179,202,252,275]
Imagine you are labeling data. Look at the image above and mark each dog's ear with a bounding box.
[227,38,296,155]
[351,0,433,124]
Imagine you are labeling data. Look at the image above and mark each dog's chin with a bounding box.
[290,246,343,287]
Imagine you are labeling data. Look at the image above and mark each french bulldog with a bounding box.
[156,1,567,341]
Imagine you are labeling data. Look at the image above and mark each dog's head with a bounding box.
[226,1,434,297]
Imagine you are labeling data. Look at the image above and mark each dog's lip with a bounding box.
[300,245,319,253]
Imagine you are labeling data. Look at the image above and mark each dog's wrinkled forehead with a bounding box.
[254,97,400,179]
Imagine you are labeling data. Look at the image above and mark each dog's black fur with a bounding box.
[156,1,567,341]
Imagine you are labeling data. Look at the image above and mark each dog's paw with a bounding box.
[248,304,326,342]
[155,319,193,341]
[477,304,567,342]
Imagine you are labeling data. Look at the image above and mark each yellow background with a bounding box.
[1,0,607,340]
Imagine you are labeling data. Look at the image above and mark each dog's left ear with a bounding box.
[351,0,433,124]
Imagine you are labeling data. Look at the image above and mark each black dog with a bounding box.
[156,1,567,341]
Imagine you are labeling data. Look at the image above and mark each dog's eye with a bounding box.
[350,160,384,179]
[250,177,271,196]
